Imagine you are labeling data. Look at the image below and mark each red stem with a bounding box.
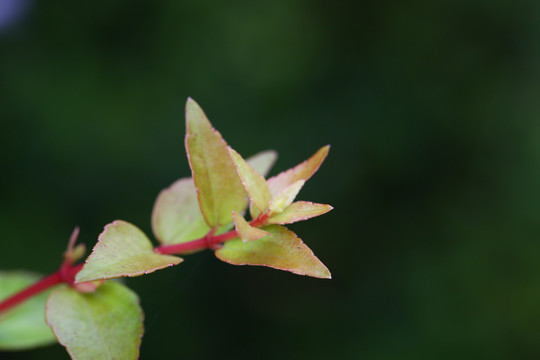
[0,263,83,315]
[155,212,269,255]
[0,213,270,315]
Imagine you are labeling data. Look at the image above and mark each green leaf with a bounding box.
[267,145,329,197]
[185,98,247,227]
[46,282,143,360]
[76,220,182,283]
[267,201,333,225]
[232,211,270,242]
[245,150,278,178]
[151,151,272,246]
[229,148,272,214]
[0,271,57,350]
[152,177,212,245]
[215,225,331,279]
[269,180,305,214]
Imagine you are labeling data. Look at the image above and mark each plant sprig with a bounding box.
[0,98,333,360]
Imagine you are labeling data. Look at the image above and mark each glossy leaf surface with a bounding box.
[76,220,182,283]
[229,148,271,213]
[267,145,329,196]
[185,98,247,227]
[215,225,331,279]
[267,201,333,225]
[46,282,143,360]
[232,211,270,242]
[0,272,56,350]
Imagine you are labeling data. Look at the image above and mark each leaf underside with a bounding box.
[267,145,329,197]
[46,282,143,360]
[215,225,331,279]
[244,150,277,178]
[267,201,333,225]
[152,177,212,245]
[76,220,182,283]
[0,271,57,350]
[185,98,247,227]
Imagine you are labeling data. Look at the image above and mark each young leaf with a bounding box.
[267,145,329,196]
[229,148,272,214]
[244,150,278,178]
[232,211,270,242]
[63,227,86,264]
[46,281,143,360]
[185,98,247,227]
[0,272,56,350]
[76,220,182,283]
[151,151,273,246]
[215,225,331,279]
[152,177,211,245]
[269,180,305,214]
[267,201,333,225]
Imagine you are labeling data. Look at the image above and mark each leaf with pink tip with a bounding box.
[269,180,305,214]
[267,145,330,197]
[232,211,270,242]
[229,148,272,214]
[267,201,333,225]
[46,281,143,360]
[185,98,247,227]
[75,220,182,283]
[215,225,331,279]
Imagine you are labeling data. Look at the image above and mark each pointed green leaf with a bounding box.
[152,149,276,238]
[185,98,247,227]
[229,148,272,213]
[46,282,143,360]
[152,177,212,245]
[269,180,305,214]
[267,201,333,225]
[246,150,277,219]
[245,150,278,178]
[76,220,182,283]
[215,225,331,279]
[232,211,270,242]
[0,271,56,350]
[267,145,330,196]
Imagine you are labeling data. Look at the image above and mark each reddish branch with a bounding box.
[0,213,270,316]
[0,263,83,315]
[154,212,269,255]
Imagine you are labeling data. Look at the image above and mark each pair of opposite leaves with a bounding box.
[75,98,332,284]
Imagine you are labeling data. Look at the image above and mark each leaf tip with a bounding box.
[185,96,196,106]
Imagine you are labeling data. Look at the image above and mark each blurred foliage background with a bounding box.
[1,0,540,359]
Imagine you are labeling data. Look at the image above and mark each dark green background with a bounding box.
[2,1,540,359]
